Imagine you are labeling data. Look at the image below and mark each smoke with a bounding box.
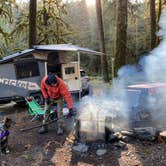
[78,10,166,140]
[145,12,166,82]
[79,85,130,140]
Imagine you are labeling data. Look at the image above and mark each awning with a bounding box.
[0,44,103,64]
[33,44,103,55]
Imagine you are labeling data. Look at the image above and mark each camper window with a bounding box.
[14,61,40,79]
[65,67,75,75]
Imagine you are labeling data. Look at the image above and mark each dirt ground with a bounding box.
[0,104,166,166]
[1,81,166,166]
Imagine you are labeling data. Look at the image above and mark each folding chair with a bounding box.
[25,97,56,121]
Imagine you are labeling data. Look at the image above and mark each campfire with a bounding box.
[72,11,166,156]
[74,85,166,145]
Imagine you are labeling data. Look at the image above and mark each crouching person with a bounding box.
[38,73,73,135]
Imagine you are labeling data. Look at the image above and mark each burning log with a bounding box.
[105,116,114,142]
[114,141,127,149]
[158,131,166,143]
[133,127,158,141]
[75,114,126,142]
[121,130,135,137]
[75,117,105,142]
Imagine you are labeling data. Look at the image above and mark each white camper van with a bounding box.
[0,44,102,104]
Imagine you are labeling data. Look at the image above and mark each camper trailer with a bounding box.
[0,44,102,104]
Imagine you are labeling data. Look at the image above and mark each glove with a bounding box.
[45,98,50,105]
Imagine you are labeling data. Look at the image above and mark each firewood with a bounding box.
[158,131,166,143]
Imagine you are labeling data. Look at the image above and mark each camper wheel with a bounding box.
[30,93,44,105]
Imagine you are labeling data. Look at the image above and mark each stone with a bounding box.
[96,149,107,156]
[114,141,126,149]
[72,143,89,153]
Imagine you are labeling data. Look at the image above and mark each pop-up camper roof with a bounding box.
[0,44,103,64]
[0,49,34,63]
[33,44,103,55]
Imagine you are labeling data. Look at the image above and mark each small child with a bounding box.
[0,117,13,154]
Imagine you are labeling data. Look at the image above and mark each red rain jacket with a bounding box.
[41,76,73,109]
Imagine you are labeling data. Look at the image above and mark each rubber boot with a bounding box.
[38,125,48,134]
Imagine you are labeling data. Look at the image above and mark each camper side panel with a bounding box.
[0,63,18,98]
[0,61,46,101]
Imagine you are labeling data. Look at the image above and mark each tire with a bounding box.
[30,93,44,105]
[16,101,26,107]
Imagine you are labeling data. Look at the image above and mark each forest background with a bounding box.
[0,0,166,81]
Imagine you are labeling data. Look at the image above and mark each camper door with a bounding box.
[62,62,81,92]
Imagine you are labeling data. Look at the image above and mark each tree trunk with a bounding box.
[115,0,128,75]
[134,2,138,61]
[156,0,162,45]
[43,0,49,44]
[43,0,48,26]
[96,0,109,82]
[149,0,156,49]
[157,0,162,24]
[145,0,150,51]
[29,0,37,48]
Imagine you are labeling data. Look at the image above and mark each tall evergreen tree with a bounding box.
[115,0,128,75]
[156,0,162,44]
[149,0,156,49]
[29,0,37,48]
[96,0,109,82]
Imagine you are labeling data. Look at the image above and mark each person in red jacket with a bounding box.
[38,73,73,134]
